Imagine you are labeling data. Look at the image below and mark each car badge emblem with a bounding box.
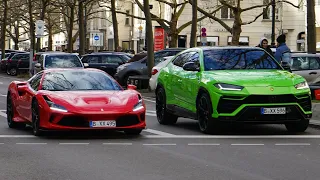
[270,87,274,91]
[101,109,104,111]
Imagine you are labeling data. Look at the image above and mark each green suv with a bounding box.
[155,47,312,134]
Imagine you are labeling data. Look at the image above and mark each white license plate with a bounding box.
[90,120,116,127]
[261,107,286,114]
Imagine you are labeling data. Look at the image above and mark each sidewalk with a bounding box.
[140,91,320,128]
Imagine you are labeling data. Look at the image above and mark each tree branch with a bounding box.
[241,11,264,25]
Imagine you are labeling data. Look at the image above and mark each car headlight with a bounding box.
[133,97,144,112]
[295,81,309,90]
[45,100,68,112]
[214,83,244,91]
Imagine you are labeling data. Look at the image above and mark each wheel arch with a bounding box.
[196,86,212,106]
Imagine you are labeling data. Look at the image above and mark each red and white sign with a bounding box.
[154,27,165,51]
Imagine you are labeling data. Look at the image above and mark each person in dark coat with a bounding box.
[257,37,274,56]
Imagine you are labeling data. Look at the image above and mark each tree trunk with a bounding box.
[67,6,75,52]
[48,26,53,51]
[1,0,8,59]
[78,0,85,55]
[169,33,178,47]
[111,0,119,51]
[28,0,35,52]
[307,0,316,53]
[14,25,19,50]
[190,0,197,48]
[231,11,242,45]
[143,0,154,77]
[36,1,47,52]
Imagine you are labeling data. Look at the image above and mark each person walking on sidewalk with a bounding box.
[274,34,292,65]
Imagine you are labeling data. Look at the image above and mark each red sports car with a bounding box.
[6,68,146,136]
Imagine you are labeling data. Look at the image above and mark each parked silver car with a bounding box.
[291,53,320,84]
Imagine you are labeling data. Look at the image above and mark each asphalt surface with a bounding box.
[1,73,320,180]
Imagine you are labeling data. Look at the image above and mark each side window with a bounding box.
[309,57,320,70]
[22,54,29,60]
[87,56,100,63]
[29,73,43,91]
[187,52,200,65]
[173,53,190,67]
[291,57,308,71]
[102,56,123,64]
[12,54,22,60]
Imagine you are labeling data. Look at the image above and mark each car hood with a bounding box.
[42,90,140,113]
[203,70,305,87]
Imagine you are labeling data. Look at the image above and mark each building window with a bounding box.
[227,36,249,46]
[220,0,235,19]
[263,0,279,20]
[125,10,130,25]
[197,36,219,46]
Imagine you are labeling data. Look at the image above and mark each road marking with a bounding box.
[146,113,156,117]
[102,143,132,145]
[59,143,90,145]
[0,111,7,118]
[143,143,176,146]
[143,135,320,139]
[0,135,35,138]
[275,143,311,146]
[143,128,175,136]
[188,143,220,146]
[0,143,4,144]
[144,99,156,103]
[0,82,3,84]
[231,144,264,146]
[0,94,7,97]
[16,143,47,145]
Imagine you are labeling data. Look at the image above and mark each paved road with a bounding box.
[1,74,320,180]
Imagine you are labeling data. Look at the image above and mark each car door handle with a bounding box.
[177,79,182,83]
[309,72,317,75]
[100,66,106,68]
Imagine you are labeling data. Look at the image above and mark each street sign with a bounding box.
[90,33,103,47]
[35,20,45,37]
[201,37,207,43]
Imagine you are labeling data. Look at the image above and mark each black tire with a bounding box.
[7,94,26,129]
[156,87,178,125]
[285,120,309,133]
[124,129,143,135]
[32,100,43,136]
[197,92,220,134]
[8,68,17,76]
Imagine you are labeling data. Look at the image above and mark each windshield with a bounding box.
[44,55,83,68]
[203,49,282,70]
[41,70,122,91]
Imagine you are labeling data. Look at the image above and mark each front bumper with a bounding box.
[213,94,312,123]
[39,108,146,130]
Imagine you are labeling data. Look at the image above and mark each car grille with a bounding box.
[57,115,141,127]
[219,105,305,122]
[217,94,311,114]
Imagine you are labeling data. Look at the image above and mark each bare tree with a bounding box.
[1,0,8,58]
[193,0,300,45]
[190,0,197,47]
[307,0,316,53]
[110,0,119,51]
[143,0,154,77]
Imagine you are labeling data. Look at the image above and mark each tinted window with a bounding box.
[203,49,281,70]
[41,70,122,91]
[45,55,83,68]
[29,73,43,90]
[101,55,124,64]
[86,56,100,63]
[173,52,192,67]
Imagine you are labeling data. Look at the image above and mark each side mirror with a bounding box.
[35,63,41,68]
[281,61,292,73]
[183,62,200,71]
[83,63,89,67]
[127,84,137,90]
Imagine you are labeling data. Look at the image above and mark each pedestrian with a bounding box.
[274,34,292,65]
[257,37,273,56]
